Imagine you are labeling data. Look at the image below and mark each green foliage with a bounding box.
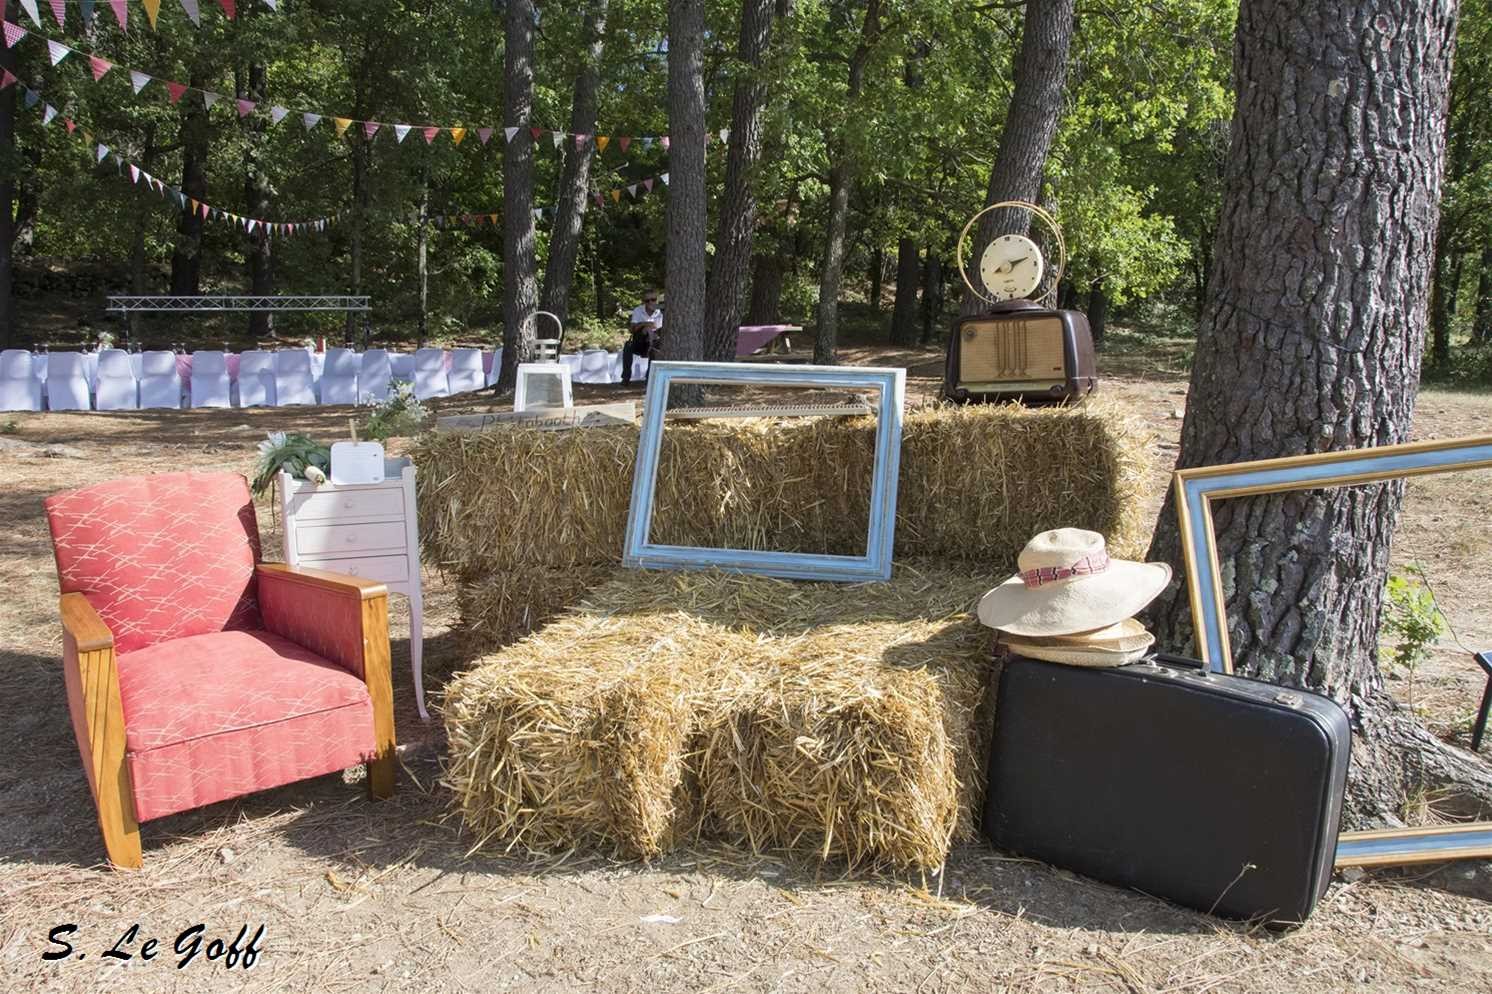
[0,419,18,435]
[251,431,330,496]
[1381,565,1448,704]
[362,381,431,442]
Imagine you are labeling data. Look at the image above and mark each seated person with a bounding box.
[622,291,663,385]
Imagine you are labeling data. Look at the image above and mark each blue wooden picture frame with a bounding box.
[622,361,905,582]
[1171,434,1492,868]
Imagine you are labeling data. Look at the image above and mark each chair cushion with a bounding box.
[45,471,262,654]
[117,629,375,822]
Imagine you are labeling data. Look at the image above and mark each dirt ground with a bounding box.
[2,338,1491,993]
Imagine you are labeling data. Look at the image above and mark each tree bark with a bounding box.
[919,249,943,345]
[662,0,708,375]
[539,0,608,328]
[890,236,920,345]
[702,0,780,363]
[417,173,429,346]
[747,251,785,325]
[170,71,209,297]
[1144,0,1489,825]
[241,63,273,340]
[499,0,539,390]
[868,245,885,314]
[1086,275,1107,350]
[0,31,19,345]
[813,0,882,363]
[1429,238,1450,372]
[1473,244,1492,344]
[960,0,1076,317]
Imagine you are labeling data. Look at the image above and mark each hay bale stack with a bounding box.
[442,565,994,870]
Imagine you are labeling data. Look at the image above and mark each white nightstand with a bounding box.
[279,457,427,719]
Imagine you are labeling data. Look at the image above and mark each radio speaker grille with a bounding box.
[959,317,1067,385]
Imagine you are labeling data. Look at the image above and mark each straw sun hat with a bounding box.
[977,528,1171,638]
[1001,618,1157,667]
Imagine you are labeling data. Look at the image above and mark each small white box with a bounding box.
[330,441,386,485]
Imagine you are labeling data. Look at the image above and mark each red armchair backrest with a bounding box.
[45,471,263,654]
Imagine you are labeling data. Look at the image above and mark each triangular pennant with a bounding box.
[423,126,439,144]
[642,137,654,150]
[109,0,126,30]
[18,1,42,29]
[660,172,669,186]
[41,104,56,125]
[81,0,97,25]
[24,88,40,107]
[202,91,221,109]
[333,117,352,137]
[627,184,638,199]
[0,70,15,90]
[263,0,276,9]
[89,57,113,82]
[270,105,288,124]
[532,208,542,220]
[593,193,603,207]
[179,0,200,27]
[48,0,64,27]
[618,136,631,154]
[477,127,493,145]
[218,0,235,18]
[574,134,588,149]
[236,99,255,117]
[188,197,199,213]
[610,188,621,204]
[130,71,151,94]
[719,128,730,144]
[364,121,380,139]
[199,201,208,218]
[596,135,609,153]
[529,126,542,140]
[660,136,670,150]
[302,112,321,129]
[450,127,466,145]
[488,213,497,224]
[64,117,75,133]
[545,131,560,150]
[166,82,187,103]
[142,0,160,29]
[644,178,654,192]
[46,40,69,66]
[394,124,411,143]
[3,23,26,48]
[129,164,139,183]
[96,144,110,163]
[503,126,519,143]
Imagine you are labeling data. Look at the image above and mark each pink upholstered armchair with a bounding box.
[45,471,396,868]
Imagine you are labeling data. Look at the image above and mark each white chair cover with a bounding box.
[389,353,416,382]
[94,349,139,410]
[413,348,450,400]
[576,350,613,384]
[137,351,182,410]
[273,349,317,406]
[237,350,277,408]
[0,349,42,411]
[485,348,504,387]
[513,362,574,412]
[189,351,231,409]
[320,348,360,405]
[447,348,485,395]
[46,352,92,411]
[358,349,393,405]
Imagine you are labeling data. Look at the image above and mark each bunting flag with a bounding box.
[89,56,112,82]
[141,0,160,29]
[236,98,255,117]
[48,0,64,26]
[363,121,379,139]
[270,105,288,124]
[202,91,220,109]
[179,0,199,26]
[394,124,411,143]
[166,81,186,103]
[422,126,438,144]
[504,126,519,144]
[477,127,492,145]
[302,112,320,129]
[618,136,631,154]
[551,131,563,151]
[332,117,352,137]
[0,69,16,90]
[41,103,56,124]
[46,38,67,64]
[661,137,670,151]
[719,128,730,144]
[596,136,609,153]
[609,189,621,204]
[96,143,109,162]
[3,21,24,46]
[18,1,41,29]
[661,172,669,185]
[219,0,235,18]
[449,127,465,146]
[130,70,151,94]
[109,0,126,30]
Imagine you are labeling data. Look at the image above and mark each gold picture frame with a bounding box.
[1172,434,1492,867]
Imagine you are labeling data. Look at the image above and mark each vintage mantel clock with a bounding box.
[943,201,1098,404]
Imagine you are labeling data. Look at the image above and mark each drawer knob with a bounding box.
[345,533,357,543]
[343,498,355,509]
[347,566,360,575]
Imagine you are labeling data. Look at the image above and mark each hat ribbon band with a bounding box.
[1020,551,1111,588]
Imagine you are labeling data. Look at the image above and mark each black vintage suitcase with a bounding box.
[984,653,1350,924]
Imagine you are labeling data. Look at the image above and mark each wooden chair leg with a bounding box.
[367,752,396,800]
[363,594,397,801]
[95,760,143,870]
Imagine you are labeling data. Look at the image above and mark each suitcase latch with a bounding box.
[1274,691,1303,708]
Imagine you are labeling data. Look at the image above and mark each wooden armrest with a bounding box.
[255,563,388,601]
[61,592,114,653]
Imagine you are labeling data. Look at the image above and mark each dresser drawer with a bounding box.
[286,486,405,521]
[298,554,410,585]
[294,520,407,557]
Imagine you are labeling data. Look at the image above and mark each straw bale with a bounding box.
[413,399,1152,582]
[442,564,994,870]
[453,563,617,651]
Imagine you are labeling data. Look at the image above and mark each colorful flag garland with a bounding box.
[10,0,251,31]
[5,21,690,151]
[428,170,671,230]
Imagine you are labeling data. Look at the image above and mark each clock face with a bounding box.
[978,234,1045,301]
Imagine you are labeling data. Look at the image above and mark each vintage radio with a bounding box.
[944,201,1098,405]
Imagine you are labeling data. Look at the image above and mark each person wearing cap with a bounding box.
[977,528,1172,666]
[622,290,663,385]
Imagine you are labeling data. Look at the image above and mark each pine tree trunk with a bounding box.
[960,0,1075,317]
[702,0,779,363]
[889,236,920,345]
[868,246,885,314]
[919,250,943,345]
[813,0,882,364]
[0,36,18,346]
[242,63,273,340]
[1086,276,1107,350]
[747,251,785,325]
[170,71,209,297]
[539,0,608,328]
[1473,244,1492,344]
[499,0,539,390]
[417,175,429,346]
[662,0,708,376]
[1429,239,1450,372]
[1144,0,1492,825]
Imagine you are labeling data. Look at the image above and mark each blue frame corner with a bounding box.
[621,361,905,582]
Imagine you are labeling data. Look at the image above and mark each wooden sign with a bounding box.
[436,401,638,433]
